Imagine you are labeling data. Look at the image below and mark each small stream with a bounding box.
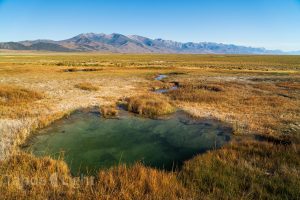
[154,74,179,93]
[155,74,168,81]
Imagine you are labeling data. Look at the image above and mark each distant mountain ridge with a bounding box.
[0,33,296,54]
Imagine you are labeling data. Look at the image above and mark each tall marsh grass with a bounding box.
[0,85,43,105]
[0,153,192,200]
[126,94,175,118]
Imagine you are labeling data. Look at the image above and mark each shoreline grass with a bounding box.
[0,54,299,199]
[100,105,118,118]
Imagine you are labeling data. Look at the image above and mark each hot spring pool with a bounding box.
[24,110,232,174]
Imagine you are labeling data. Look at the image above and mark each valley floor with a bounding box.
[0,53,299,199]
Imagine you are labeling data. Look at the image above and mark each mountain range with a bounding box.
[0,33,297,54]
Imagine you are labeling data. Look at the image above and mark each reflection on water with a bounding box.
[154,74,179,93]
[155,74,168,81]
[154,86,179,94]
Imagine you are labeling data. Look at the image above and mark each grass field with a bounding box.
[0,53,299,199]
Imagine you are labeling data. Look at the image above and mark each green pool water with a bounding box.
[25,110,231,175]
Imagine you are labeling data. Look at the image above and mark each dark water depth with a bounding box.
[25,110,231,174]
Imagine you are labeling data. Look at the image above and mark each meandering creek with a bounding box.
[154,74,179,93]
[24,110,231,175]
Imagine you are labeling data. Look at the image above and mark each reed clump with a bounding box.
[100,105,118,118]
[75,82,99,91]
[126,94,175,118]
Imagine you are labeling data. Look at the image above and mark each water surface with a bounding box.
[154,86,178,94]
[154,74,179,93]
[155,74,168,81]
[25,110,231,174]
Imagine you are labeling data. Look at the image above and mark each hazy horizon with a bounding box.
[1,0,300,51]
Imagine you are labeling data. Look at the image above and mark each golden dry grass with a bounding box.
[75,82,99,91]
[0,84,43,105]
[167,79,300,137]
[0,153,192,200]
[126,94,175,118]
[0,53,299,199]
[167,81,225,103]
[0,85,44,119]
[96,163,192,200]
[180,141,300,200]
[100,105,118,118]
[276,81,300,90]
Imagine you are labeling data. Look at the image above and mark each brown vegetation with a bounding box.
[150,80,174,91]
[0,85,43,105]
[0,153,191,200]
[75,82,99,91]
[167,80,300,137]
[167,81,225,103]
[100,105,118,118]
[0,54,299,199]
[63,68,103,72]
[0,85,44,118]
[180,141,300,200]
[276,81,300,90]
[126,94,175,118]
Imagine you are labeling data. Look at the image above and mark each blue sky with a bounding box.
[1,0,300,51]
